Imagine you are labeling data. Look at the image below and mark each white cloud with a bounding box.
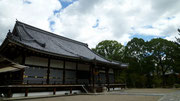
[0,0,180,48]
[0,0,61,43]
[50,0,180,47]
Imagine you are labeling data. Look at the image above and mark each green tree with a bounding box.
[92,40,125,83]
[124,38,153,87]
[174,29,180,73]
[124,38,153,74]
[148,38,177,86]
[93,37,179,87]
[176,29,180,44]
[92,40,124,61]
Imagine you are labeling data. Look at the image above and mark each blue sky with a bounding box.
[23,0,32,4]
[53,0,77,15]
[49,0,77,32]
[130,34,166,41]
[0,0,179,48]
[92,19,99,28]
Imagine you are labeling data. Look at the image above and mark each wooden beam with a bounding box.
[63,60,65,84]
[0,84,84,88]
[46,58,51,84]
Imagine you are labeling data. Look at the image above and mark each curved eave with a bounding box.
[85,46,124,68]
[7,38,122,67]
[0,38,9,53]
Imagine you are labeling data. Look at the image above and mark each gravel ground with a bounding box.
[5,88,180,101]
[158,91,180,101]
[23,95,161,101]
[122,88,178,94]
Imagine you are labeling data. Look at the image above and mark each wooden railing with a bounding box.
[0,80,22,85]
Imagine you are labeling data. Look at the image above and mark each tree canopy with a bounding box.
[148,38,177,86]
[93,36,180,88]
[177,29,180,44]
[174,29,180,73]
[92,40,124,61]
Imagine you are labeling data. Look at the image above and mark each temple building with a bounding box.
[0,21,127,97]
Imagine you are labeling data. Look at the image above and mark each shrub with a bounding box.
[152,76,162,87]
[174,84,180,88]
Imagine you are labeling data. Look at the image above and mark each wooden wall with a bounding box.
[16,56,115,85]
[23,56,92,84]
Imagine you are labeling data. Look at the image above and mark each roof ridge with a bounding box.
[16,21,88,47]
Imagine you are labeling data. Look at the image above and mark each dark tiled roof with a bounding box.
[7,21,123,66]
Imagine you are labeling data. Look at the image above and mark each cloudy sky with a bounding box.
[0,0,180,48]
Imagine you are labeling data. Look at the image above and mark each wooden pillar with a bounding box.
[89,63,97,92]
[63,60,65,84]
[105,68,110,91]
[97,69,100,85]
[92,65,95,89]
[25,88,28,97]
[113,69,116,84]
[70,87,72,94]
[22,52,26,65]
[89,65,92,85]
[21,51,26,84]
[46,58,51,84]
[53,88,56,95]
[7,88,12,98]
[92,59,97,91]
[76,62,78,84]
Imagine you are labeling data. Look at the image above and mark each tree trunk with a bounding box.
[162,71,166,87]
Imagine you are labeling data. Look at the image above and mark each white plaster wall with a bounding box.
[65,61,76,70]
[25,56,48,66]
[78,64,89,71]
[50,59,63,68]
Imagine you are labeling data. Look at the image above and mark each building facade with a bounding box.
[0,21,127,97]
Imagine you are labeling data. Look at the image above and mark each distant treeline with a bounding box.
[92,30,180,88]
